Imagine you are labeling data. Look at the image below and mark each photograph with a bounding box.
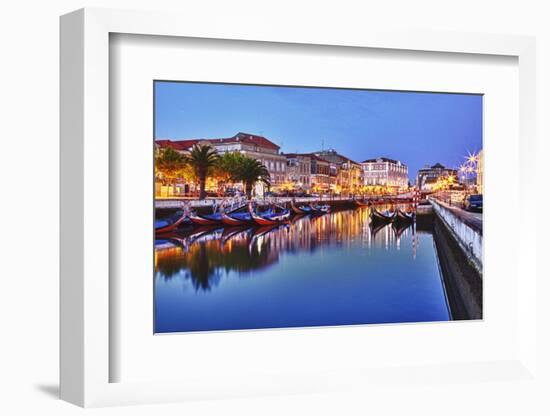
[153,81,483,333]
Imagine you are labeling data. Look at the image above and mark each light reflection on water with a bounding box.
[154,206,450,333]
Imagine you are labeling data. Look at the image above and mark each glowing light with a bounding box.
[465,151,478,165]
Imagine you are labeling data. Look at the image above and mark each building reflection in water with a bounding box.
[155,206,420,292]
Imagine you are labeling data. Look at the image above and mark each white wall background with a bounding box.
[1,1,548,415]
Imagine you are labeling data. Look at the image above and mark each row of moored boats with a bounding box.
[369,206,416,223]
[354,198,416,223]
[156,200,331,234]
[156,198,417,234]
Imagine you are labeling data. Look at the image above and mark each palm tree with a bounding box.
[236,157,271,199]
[185,144,219,199]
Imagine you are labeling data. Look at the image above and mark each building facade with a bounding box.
[309,155,331,193]
[207,133,287,188]
[156,132,287,191]
[361,157,408,190]
[314,150,363,195]
[476,150,483,194]
[284,153,312,191]
[416,162,458,192]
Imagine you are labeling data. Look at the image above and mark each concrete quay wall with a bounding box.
[430,199,483,274]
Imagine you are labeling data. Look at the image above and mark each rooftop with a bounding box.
[209,132,280,150]
[361,157,405,166]
[283,153,311,159]
[314,149,360,166]
[155,132,280,152]
[155,139,200,151]
[418,162,455,171]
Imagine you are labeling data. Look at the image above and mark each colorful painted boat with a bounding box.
[249,203,290,226]
[220,210,254,226]
[396,208,416,222]
[290,200,314,215]
[309,203,331,214]
[155,212,189,234]
[370,207,396,223]
[188,211,223,225]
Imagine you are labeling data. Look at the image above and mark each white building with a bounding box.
[361,157,408,189]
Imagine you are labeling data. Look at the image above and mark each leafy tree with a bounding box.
[155,147,187,193]
[185,144,219,199]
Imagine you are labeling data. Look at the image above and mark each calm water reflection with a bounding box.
[154,207,450,333]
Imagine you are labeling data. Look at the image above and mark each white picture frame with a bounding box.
[60,7,538,407]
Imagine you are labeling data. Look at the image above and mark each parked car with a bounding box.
[463,194,483,212]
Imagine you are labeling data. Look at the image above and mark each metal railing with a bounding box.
[155,192,419,209]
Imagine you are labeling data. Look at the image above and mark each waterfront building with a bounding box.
[282,153,332,194]
[328,161,338,191]
[416,162,457,192]
[207,133,287,188]
[284,153,312,191]
[361,157,409,190]
[309,154,331,193]
[156,132,287,191]
[314,149,363,195]
[476,150,483,194]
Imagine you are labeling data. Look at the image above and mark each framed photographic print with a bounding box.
[152,81,482,334]
[60,8,538,408]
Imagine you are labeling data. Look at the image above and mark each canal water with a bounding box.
[154,206,450,333]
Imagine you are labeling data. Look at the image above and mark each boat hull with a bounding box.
[370,208,396,223]
[249,208,290,225]
[251,214,290,226]
[291,205,310,215]
[155,213,189,234]
[189,213,222,225]
[310,204,331,215]
[396,209,415,222]
[290,200,313,215]
[221,212,253,226]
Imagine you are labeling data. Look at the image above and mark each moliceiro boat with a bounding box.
[189,211,223,225]
[354,199,369,207]
[396,208,416,222]
[155,210,189,234]
[309,203,331,214]
[188,203,224,225]
[220,210,254,226]
[370,207,396,223]
[290,199,314,215]
[248,202,291,226]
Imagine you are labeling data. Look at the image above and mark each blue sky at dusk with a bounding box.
[155,81,482,180]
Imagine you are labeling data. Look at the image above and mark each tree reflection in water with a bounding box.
[155,206,419,292]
